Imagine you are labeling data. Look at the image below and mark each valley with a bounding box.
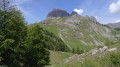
[37,8,120,67]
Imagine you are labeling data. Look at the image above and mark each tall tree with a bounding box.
[0,0,27,66]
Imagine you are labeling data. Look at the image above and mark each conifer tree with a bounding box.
[0,0,27,66]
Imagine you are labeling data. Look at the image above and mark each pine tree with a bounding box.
[76,48,80,54]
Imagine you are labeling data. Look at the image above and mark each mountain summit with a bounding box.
[47,8,70,18]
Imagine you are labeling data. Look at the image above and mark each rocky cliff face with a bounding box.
[47,8,70,18]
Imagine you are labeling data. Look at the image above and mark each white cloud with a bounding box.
[94,16,101,20]
[73,9,83,15]
[109,0,120,13]
[115,19,120,22]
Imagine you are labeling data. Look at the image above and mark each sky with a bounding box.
[10,0,120,24]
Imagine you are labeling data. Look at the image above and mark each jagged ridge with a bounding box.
[47,8,79,18]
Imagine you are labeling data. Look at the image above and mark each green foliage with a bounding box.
[0,0,61,66]
[43,30,69,51]
[2,39,15,49]
[0,1,68,66]
[81,51,120,67]
[0,35,4,44]
[76,48,80,54]
[105,39,114,46]
[0,3,27,66]
[72,48,75,53]
[96,46,103,49]
[24,24,70,66]
[109,52,120,66]
[26,25,50,67]
[72,48,83,54]
[28,24,69,52]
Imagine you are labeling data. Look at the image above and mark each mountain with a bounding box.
[38,8,116,51]
[107,22,120,30]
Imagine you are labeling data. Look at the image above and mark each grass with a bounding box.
[48,43,120,67]
[113,30,120,34]
[36,17,120,67]
[48,37,120,67]
[48,50,73,67]
[38,18,120,67]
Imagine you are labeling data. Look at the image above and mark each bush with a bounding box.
[110,52,120,66]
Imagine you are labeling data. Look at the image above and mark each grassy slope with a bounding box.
[48,30,120,67]
[48,50,73,67]
[40,18,120,67]
[38,17,113,52]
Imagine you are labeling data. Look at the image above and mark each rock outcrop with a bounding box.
[47,8,70,18]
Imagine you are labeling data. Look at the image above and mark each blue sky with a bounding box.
[11,0,120,24]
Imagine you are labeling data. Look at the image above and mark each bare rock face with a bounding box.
[47,8,81,18]
[47,8,70,18]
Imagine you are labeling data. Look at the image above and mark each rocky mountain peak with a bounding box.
[47,8,70,18]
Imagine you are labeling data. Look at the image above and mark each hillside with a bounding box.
[37,9,116,51]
